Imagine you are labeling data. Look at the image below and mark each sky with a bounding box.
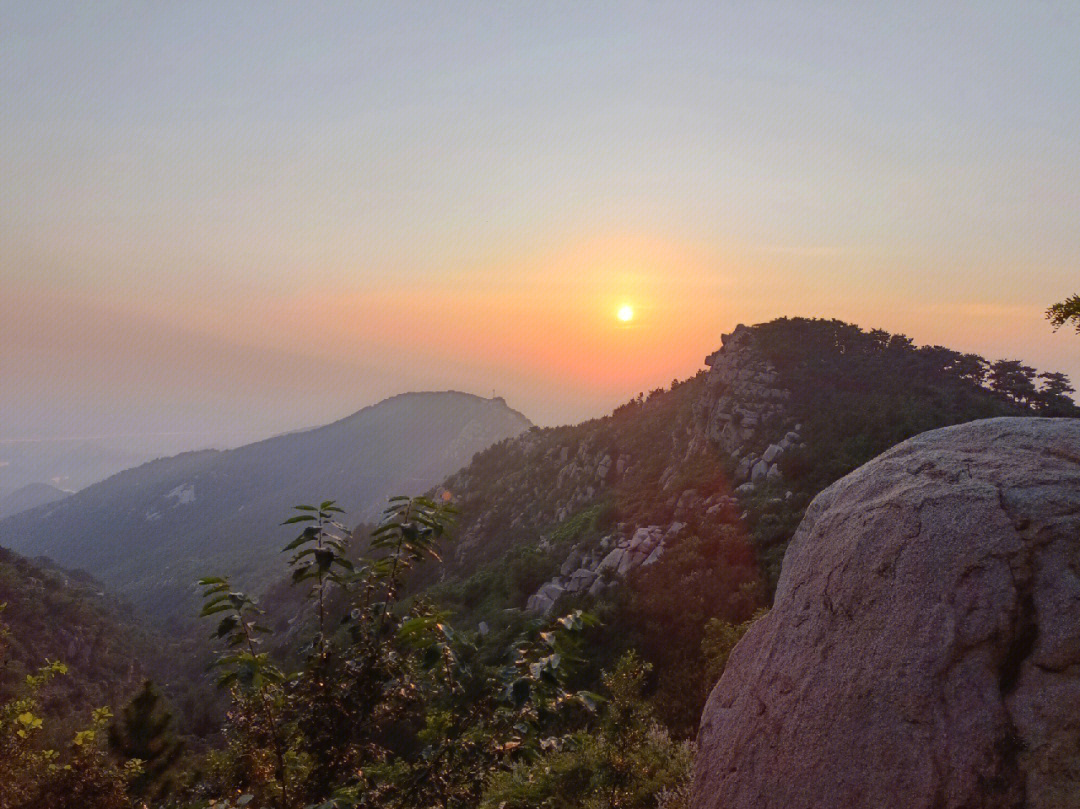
[2,1,1079,450]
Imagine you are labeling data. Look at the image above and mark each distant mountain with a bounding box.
[0,392,531,621]
[0,439,147,493]
[0,482,70,519]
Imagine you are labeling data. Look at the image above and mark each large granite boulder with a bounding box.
[694,418,1080,809]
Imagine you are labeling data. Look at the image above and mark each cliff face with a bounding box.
[693,418,1080,809]
[695,324,803,493]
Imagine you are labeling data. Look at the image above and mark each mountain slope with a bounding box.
[420,318,1077,733]
[0,482,69,520]
[0,392,531,620]
[0,547,148,731]
[0,440,146,493]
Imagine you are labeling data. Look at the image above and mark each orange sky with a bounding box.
[3,4,1079,447]
[4,230,1075,446]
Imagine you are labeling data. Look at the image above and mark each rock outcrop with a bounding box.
[694,418,1080,809]
[695,324,804,494]
[524,523,680,614]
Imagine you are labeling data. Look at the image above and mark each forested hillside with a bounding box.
[0,548,148,735]
[416,318,1076,732]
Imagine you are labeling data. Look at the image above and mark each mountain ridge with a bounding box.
[412,317,1077,732]
[0,482,70,520]
[0,391,532,621]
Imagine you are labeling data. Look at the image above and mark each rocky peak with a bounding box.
[697,324,803,496]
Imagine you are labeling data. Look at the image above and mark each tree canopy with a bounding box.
[1048,294,1080,334]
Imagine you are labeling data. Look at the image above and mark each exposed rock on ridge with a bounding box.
[524,523,680,614]
[696,324,803,495]
[693,417,1080,809]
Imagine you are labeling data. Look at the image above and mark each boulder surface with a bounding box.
[694,418,1080,809]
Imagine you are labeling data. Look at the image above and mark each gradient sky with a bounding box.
[3,2,1079,448]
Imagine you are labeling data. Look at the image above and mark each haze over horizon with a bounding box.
[4,2,1079,454]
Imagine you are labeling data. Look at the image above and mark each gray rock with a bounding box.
[560,551,581,577]
[735,482,755,496]
[641,544,665,567]
[675,489,701,517]
[751,460,769,483]
[693,418,1080,809]
[766,463,782,481]
[762,444,783,464]
[735,457,753,482]
[627,527,652,552]
[597,454,612,480]
[567,568,598,592]
[536,581,565,603]
[525,592,553,614]
[597,547,626,573]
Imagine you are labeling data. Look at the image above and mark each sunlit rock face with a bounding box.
[693,418,1080,809]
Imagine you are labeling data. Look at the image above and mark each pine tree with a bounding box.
[107,680,183,800]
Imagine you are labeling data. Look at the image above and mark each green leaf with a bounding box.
[282,534,313,551]
[215,615,238,638]
[281,514,317,525]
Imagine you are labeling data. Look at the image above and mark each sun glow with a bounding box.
[617,305,634,322]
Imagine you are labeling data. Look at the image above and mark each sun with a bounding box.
[617,304,634,323]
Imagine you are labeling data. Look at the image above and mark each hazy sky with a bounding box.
[3,2,1078,447]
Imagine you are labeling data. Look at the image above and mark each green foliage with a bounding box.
[549,503,616,546]
[480,651,694,809]
[192,496,600,809]
[282,501,352,645]
[616,531,763,737]
[1047,294,1080,333]
[0,650,133,809]
[701,610,768,686]
[751,318,1078,494]
[988,359,1039,405]
[0,548,149,724]
[107,680,184,800]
